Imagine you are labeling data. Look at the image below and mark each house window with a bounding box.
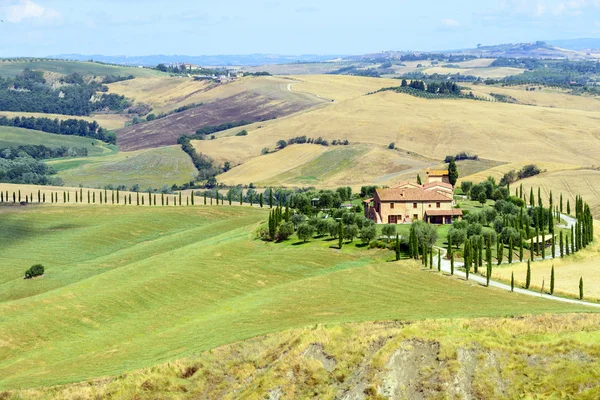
[390,203,394,209]
[413,202,417,209]
[413,214,419,220]
[436,202,441,208]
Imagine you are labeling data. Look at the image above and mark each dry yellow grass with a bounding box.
[465,84,600,112]
[218,144,432,189]
[0,111,128,130]
[459,162,581,185]
[453,58,496,68]
[518,169,600,217]
[194,89,600,171]
[493,223,600,301]
[422,66,525,78]
[286,74,401,102]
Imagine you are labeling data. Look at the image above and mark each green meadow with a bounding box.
[0,204,591,390]
[0,126,115,156]
[0,60,161,78]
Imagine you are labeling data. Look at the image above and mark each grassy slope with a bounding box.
[13,314,600,399]
[0,205,589,389]
[49,145,198,189]
[0,111,129,131]
[0,126,115,156]
[0,60,161,78]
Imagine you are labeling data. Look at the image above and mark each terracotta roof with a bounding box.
[375,187,451,202]
[425,209,463,217]
[362,197,374,204]
[423,182,453,190]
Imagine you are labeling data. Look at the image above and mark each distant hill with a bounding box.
[546,38,600,51]
[450,41,589,59]
[49,54,345,67]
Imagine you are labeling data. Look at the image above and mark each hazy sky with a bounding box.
[1,0,599,56]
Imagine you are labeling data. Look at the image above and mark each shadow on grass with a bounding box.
[355,243,368,248]
[292,241,309,246]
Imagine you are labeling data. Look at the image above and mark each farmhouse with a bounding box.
[363,171,462,224]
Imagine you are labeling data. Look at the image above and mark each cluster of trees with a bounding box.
[0,155,61,185]
[24,264,44,279]
[0,145,87,160]
[0,115,116,144]
[276,136,349,149]
[102,75,135,84]
[499,164,541,186]
[190,120,253,139]
[178,136,220,183]
[0,69,130,116]
[400,79,462,95]
[444,152,478,163]
[460,176,510,204]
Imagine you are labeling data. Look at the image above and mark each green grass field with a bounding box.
[0,126,115,156]
[0,205,591,390]
[49,146,198,189]
[0,60,162,78]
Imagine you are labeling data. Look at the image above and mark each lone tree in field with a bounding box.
[24,264,44,279]
[447,156,458,187]
[579,277,584,300]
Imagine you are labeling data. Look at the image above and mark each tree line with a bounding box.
[0,115,117,144]
[1,144,87,160]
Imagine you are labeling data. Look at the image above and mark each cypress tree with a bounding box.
[519,183,523,200]
[191,192,195,206]
[142,196,144,205]
[571,226,575,253]
[228,191,232,205]
[550,265,555,295]
[579,277,584,300]
[269,189,273,208]
[100,191,103,204]
[0,191,3,202]
[166,197,169,206]
[530,236,534,261]
[136,192,139,205]
[529,187,534,207]
[541,227,546,259]
[179,191,182,206]
[129,194,132,205]
[148,190,151,205]
[162,193,165,206]
[204,193,207,205]
[216,191,219,204]
[395,236,401,261]
[464,239,470,271]
[448,157,458,186]
[75,191,78,203]
[450,250,454,275]
[519,233,524,262]
[560,193,563,214]
[511,271,514,292]
[437,249,441,271]
[63,192,66,203]
[497,239,503,265]
[538,187,542,207]
[154,194,157,206]
[249,193,253,206]
[567,199,571,215]
[18,190,21,202]
[422,243,427,266]
[12,192,15,203]
[338,220,344,249]
[240,192,243,205]
[508,237,513,264]
[566,236,570,256]
[260,193,264,208]
[37,189,40,203]
[429,246,433,269]
[93,192,95,203]
[525,260,531,289]
[43,193,45,203]
[552,234,556,259]
[187,198,189,206]
[472,240,478,274]
[560,231,564,257]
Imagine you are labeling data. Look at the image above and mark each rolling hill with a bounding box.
[115,76,327,151]
[0,59,161,78]
[0,205,588,390]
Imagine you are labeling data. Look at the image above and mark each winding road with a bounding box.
[432,213,600,309]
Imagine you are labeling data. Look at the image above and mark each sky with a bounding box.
[0,0,600,56]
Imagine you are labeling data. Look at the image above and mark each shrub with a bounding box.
[388,142,395,149]
[297,223,314,242]
[24,264,44,279]
[235,130,248,136]
[277,222,295,241]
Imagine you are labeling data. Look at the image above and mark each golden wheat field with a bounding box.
[195,84,600,166]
